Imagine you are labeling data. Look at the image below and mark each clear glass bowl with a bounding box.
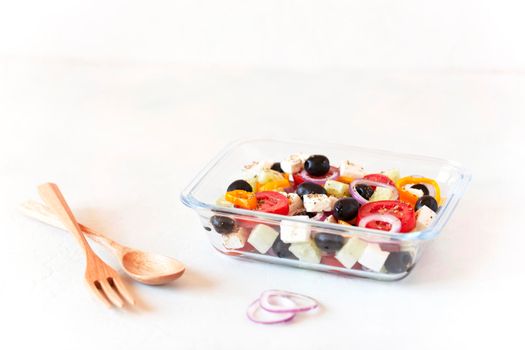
[181,139,471,281]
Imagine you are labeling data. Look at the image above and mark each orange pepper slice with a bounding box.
[395,176,441,207]
[224,190,257,209]
[257,177,291,192]
[336,176,354,184]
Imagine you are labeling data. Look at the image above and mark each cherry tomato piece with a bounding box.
[255,191,289,215]
[364,174,395,187]
[357,200,416,233]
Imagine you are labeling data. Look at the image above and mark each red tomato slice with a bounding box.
[364,174,395,187]
[357,200,416,233]
[255,191,289,215]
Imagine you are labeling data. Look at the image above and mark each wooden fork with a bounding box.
[38,183,134,308]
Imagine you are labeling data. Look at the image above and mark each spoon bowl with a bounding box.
[121,250,185,285]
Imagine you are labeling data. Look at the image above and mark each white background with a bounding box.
[0,1,523,349]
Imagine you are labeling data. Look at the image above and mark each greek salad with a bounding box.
[208,153,443,274]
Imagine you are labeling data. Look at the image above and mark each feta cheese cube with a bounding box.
[380,169,400,182]
[221,227,249,249]
[339,161,365,179]
[415,205,436,230]
[289,240,322,264]
[405,185,424,198]
[303,194,332,212]
[242,161,272,178]
[324,180,349,198]
[335,237,367,268]
[247,224,279,253]
[368,187,395,202]
[287,192,305,215]
[281,154,304,174]
[358,243,390,272]
[280,216,311,243]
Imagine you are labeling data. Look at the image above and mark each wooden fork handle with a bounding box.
[37,183,92,253]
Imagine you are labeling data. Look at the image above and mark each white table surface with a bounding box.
[0,58,523,349]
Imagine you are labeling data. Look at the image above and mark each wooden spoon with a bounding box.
[20,200,185,285]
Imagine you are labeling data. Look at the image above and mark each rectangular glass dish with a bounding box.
[181,139,471,281]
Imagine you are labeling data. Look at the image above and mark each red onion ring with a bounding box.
[349,179,399,205]
[259,290,319,313]
[246,298,296,324]
[358,213,402,233]
[297,166,340,186]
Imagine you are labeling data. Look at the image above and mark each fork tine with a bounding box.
[87,280,112,308]
[109,277,135,305]
[99,279,124,308]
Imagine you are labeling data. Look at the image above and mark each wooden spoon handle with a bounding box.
[20,200,123,254]
[37,183,92,254]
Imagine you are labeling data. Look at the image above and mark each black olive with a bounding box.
[272,238,297,259]
[296,182,327,198]
[384,251,413,273]
[210,215,237,234]
[314,233,345,253]
[304,155,330,176]
[333,198,360,221]
[355,184,374,200]
[271,162,284,173]
[226,179,252,192]
[415,195,438,212]
[410,184,429,196]
[203,226,212,231]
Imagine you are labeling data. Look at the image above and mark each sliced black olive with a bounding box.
[314,233,345,253]
[272,238,297,259]
[410,184,429,196]
[384,251,413,273]
[296,182,327,198]
[415,195,438,212]
[227,179,253,192]
[333,198,360,221]
[210,215,237,234]
[271,162,284,173]
[304,155,330,176]
[355,184,374,200]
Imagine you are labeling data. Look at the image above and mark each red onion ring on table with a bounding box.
[358,213,402,233]
[246,298,296,324]
[349,179,399,205]
[259,290,319,314]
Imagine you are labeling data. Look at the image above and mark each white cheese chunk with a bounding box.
[339,161,365,179]
[335,237,367,268]
[289,240,322,264]
[242,161,272,178]
[368,187,395,202]
[415,205,436,230]
[358,243,390,272]
[405,186,424,198]
[281,154,304,174]
[221,227,249,249]
[280,216,311,243]
[248,224,279,253]
[279,192,304,215]
[303,194,332,212]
